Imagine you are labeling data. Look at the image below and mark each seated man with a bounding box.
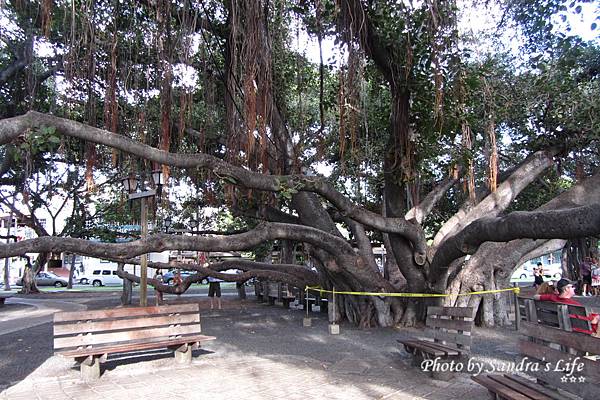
[534,278,598,335]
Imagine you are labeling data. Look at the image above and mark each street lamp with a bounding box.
[121,169,165,307]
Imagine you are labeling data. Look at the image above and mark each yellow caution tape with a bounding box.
[305,285,520,298]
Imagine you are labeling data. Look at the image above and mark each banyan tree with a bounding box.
[1,0,599,326]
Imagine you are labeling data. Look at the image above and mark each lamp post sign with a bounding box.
[121,170,164,307]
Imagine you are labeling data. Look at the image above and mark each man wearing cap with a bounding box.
[534,278,598,334]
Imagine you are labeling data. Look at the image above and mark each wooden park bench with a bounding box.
[398,306,473,380]
[472,320,599,400]
[266,282,297,308]
[0,293,13,307]
[53,303,215,380]
[518,297,594,334]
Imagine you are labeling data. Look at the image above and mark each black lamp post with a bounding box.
[121,169,166,307]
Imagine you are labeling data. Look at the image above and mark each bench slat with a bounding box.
[415,340,461,356]
[471,375,534,400]
[426,316,472,332]
[426,328,472,347]
[53,303,199,322]
[426,306,473,318]
[488,375,555,400]
[518,338,600,381]
[399,339,460,356]
[520,321,600,355]
[56,334,216,358]
[398,339,446,356]
[501,375,565,400]
[54,313,200,336]
[54,323,202,349]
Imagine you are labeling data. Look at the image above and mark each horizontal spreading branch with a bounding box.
[124,258,319,284]
[0,111,427,262]
[120,267,314,295]
[430,204,600,273]
[0,222,354,261]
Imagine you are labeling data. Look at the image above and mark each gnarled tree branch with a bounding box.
[0,111,427,261]
[431,204,600,275]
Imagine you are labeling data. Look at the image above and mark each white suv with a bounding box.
[81,269,123,286]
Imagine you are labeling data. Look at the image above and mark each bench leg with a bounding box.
[282,298,291,308]
[268,296,275,305]
[430,356,459,381]
[411,351,425,367]
[174,345,192,364]
[79,356,101,381]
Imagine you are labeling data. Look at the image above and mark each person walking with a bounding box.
[208,275,222,310]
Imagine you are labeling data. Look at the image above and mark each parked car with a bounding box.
[79,269,123,286]
[16,272,68,287]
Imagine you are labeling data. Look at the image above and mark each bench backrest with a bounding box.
[53,303,202,354]
[425,306,474,351]
[267,282,279,298]
[520,298,593,333]
[519,321,599,399]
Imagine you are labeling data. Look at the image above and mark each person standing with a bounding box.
[533,262,544,288]
[208,275,222,310]
[173,270,183,298]
[591,257,600,296]
[579,257,592,296]
[154,269,164,305]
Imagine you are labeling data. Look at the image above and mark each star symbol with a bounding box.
[561,376,568,383]
[569,376,577,383]
[578,376,586,383]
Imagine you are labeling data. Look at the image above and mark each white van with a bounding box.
[80,268,123,286]
[79,257,126,286]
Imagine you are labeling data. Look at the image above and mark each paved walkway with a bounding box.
[0,293,512,399]
[0,297,86,336]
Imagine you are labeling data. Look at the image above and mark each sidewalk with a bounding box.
[0,297,86,336]
[0,294,498,399]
